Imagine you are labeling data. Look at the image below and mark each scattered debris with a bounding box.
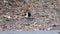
[0,0,60,31]
[3,15,11,19]
[0,16,3,21]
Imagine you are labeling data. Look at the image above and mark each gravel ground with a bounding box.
[0,0,60,31]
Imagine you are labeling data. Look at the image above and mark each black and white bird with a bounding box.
[23,12,31,18]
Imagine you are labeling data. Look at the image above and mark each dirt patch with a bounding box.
[0,0,60,31]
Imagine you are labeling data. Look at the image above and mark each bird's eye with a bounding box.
[24,13,26,16]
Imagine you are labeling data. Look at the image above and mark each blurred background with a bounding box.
[0,0,60,31]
